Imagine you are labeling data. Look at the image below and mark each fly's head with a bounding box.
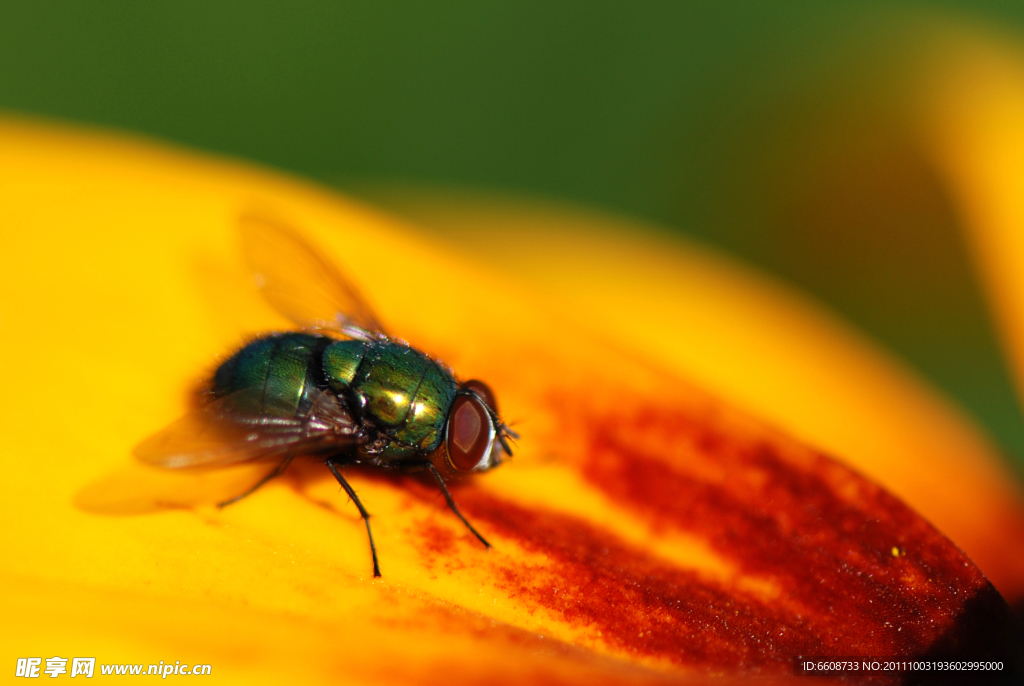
[436,379,517,476]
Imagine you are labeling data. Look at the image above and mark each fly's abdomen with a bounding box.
[322,339,368,393]
[213,333,329,417]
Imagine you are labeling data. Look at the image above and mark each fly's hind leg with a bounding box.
[325,459,381,578]
[217,455,294,508]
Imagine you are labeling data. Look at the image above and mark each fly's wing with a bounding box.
[239,211,387,336]
[135,388,362,469]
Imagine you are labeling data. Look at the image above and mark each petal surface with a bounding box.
[0,119,1017,683]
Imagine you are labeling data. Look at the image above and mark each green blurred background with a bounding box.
[2,1,1022,467]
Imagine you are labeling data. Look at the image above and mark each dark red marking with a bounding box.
[409,395,1016,675]
[414,519,461,572]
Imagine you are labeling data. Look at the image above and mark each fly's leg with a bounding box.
[411,461,491,549]
[326,460,381,578]
[218,455,294,508]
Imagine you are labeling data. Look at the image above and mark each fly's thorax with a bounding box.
[354,342,428,427]
[349,342,459,457]
[391,360,458,452]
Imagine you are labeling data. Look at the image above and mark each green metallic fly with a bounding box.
[135,212,517,577]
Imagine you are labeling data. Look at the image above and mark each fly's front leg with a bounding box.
[405,460,491,549]
[326,459,381,578]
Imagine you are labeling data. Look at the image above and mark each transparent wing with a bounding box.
[239,210,387,335]
[134,388,362,469]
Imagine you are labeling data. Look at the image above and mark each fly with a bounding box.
[135,212,517,577]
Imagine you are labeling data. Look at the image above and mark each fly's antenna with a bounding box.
[497,422,519,457]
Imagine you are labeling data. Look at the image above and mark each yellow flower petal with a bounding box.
[0,117,1018,683]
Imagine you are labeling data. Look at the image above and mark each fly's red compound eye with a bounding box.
[446,395,494,472]
[463,379,498,415]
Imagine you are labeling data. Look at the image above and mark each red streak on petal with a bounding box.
[438,395,1015,674]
